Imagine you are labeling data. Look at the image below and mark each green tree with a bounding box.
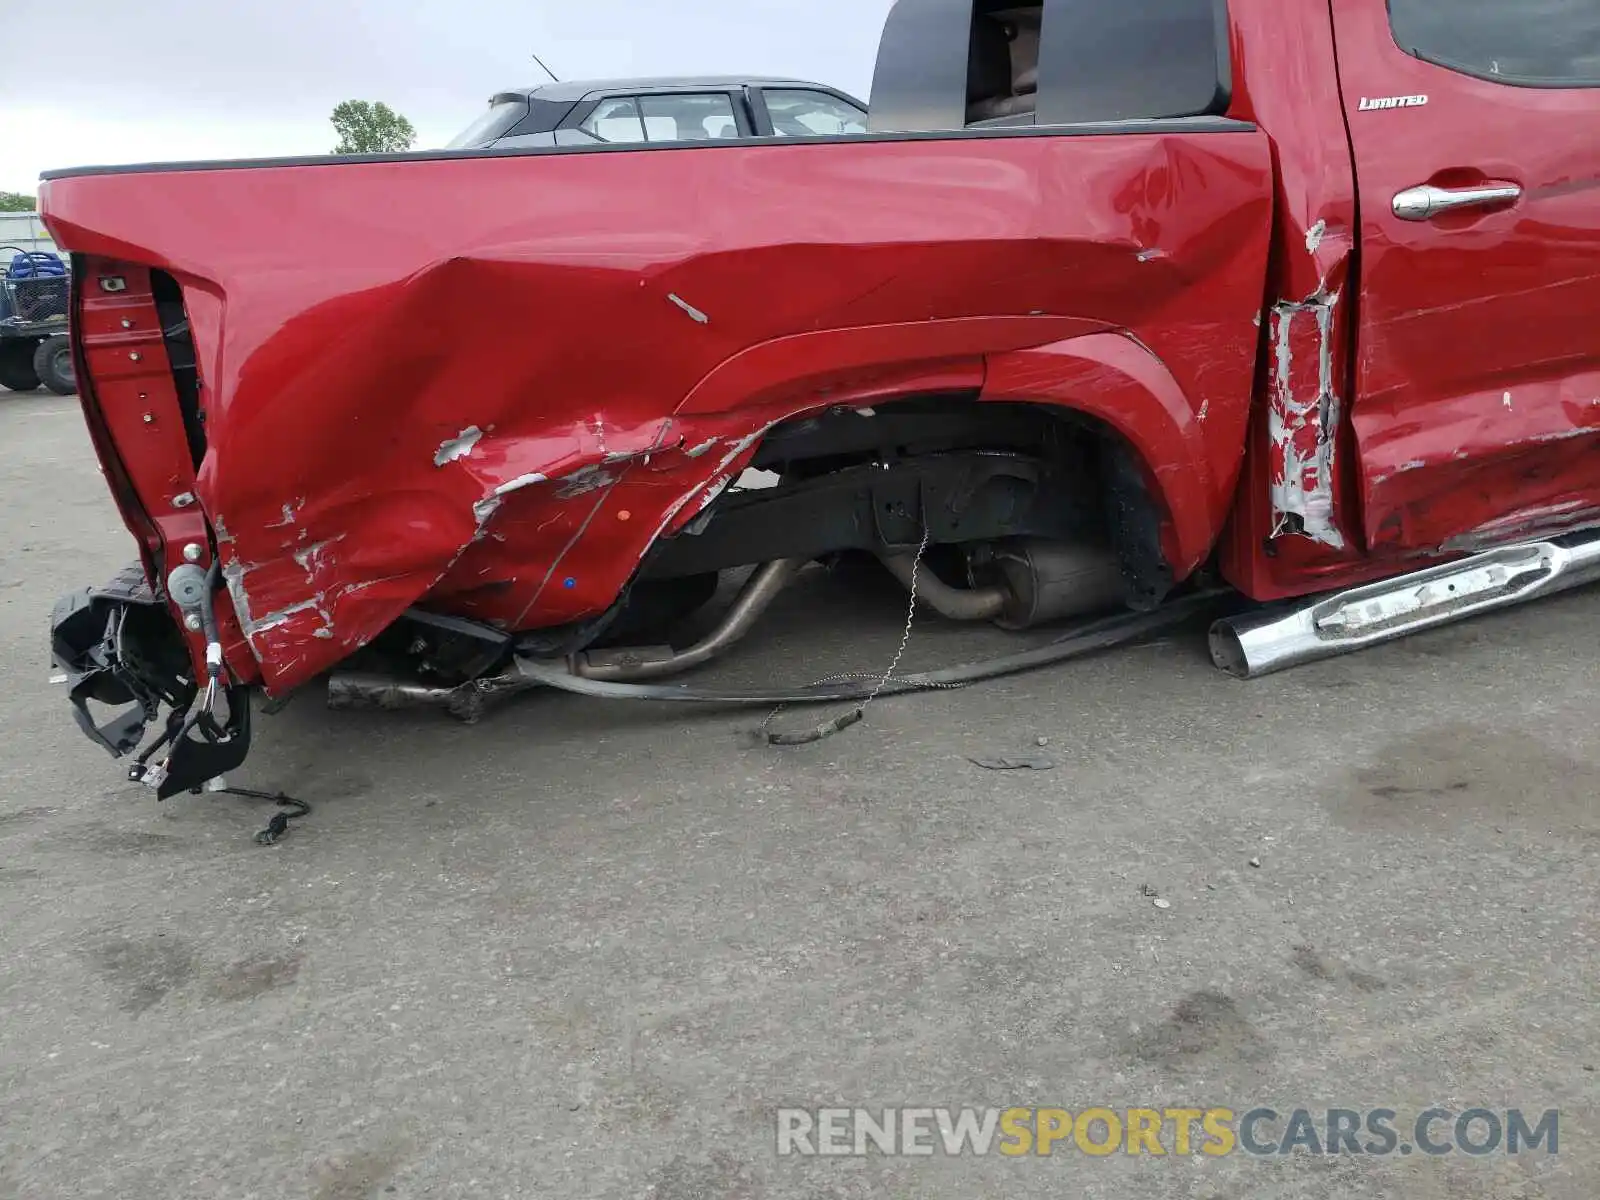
[330,100,418,154]
[0,191,36,212]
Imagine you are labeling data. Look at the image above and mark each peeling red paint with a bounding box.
[1266,287,1344,550]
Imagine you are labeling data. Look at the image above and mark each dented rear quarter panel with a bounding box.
[43,130,1275,694]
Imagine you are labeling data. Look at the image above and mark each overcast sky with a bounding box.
[1,0,892,193]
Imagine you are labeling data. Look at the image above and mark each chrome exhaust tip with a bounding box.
[1206,618,1253,679]
[1210,528,1600,680]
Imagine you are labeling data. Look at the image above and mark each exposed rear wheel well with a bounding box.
[398,393,1184,680]
[639,393,1176,609]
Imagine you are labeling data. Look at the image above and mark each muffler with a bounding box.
[874,539,1126,628]
[1209,529,1600,679]
[990,539,1126,631]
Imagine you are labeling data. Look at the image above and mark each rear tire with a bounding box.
[0,341,40,392]
[33,334,75,395]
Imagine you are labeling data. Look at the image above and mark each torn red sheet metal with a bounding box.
[44,131,1275,694]
[1266,284,1345,549]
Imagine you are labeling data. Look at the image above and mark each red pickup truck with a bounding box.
[40,0,1600,795]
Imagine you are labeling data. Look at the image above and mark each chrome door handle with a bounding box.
[1392,183,1521,221]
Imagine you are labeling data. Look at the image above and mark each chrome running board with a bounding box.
[1209,529,1600,679]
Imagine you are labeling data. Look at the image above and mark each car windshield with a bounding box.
[445,99,527,149]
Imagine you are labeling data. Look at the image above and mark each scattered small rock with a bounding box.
[1585,1064,1596,1073]
[1205,883,1217,891]
[1152,898,1172,911]
[1248,857,1262,869]
[1036,736,1050,748]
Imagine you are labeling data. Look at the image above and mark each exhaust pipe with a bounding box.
[327,672,460,711]
[877,550,1008,622]
[326,558,807,712]
[1209,529,1600,679]
[568,557,808,681]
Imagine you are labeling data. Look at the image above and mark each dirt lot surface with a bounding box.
[1,391,1596,1199]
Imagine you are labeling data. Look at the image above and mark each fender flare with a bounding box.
[981,331,1224,575]
[674,314,1105,415]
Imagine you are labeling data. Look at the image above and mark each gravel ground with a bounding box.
[1,390,1596,1199]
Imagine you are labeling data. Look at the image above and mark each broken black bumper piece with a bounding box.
[50,563,253,799]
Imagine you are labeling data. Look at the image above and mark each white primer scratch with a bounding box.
[434,425,483,467]
[696,474,733,513]
[244,596,323,638]
[292,536,345,574]
[555,464,618,499]
[1443,500,1600,553]
[1305,219,1327,254]
[222,560,254,630]
[667,293,709,324]
[1516,425,1600,448]
[685,438,720,458]
[713,427,770,475]
[473,472,549,523]
[265,501,302,530]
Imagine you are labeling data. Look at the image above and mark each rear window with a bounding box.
[445,99,528,149]
[1034,0,1231,124]
[1388,0,1600,87]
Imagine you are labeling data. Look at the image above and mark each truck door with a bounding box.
[1331,0,1600,553]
